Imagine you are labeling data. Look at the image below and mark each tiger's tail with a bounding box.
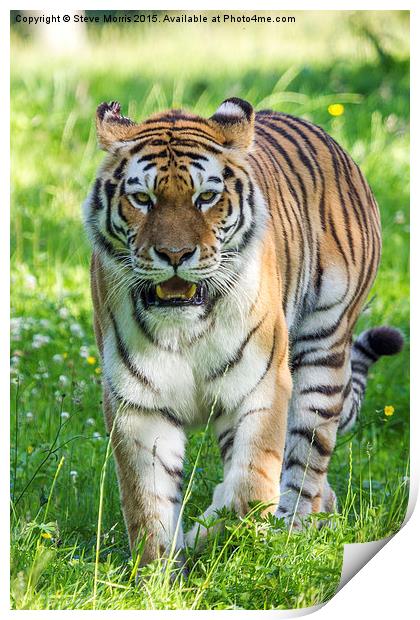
[338,326,404,434]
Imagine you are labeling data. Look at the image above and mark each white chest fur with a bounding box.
[103,250,268,426]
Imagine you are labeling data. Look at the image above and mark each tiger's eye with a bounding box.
[199,191,216,203]
[133,192,151,204]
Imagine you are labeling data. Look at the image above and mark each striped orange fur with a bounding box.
[83,98,403,566]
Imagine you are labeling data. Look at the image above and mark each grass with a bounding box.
[10,11,409,610]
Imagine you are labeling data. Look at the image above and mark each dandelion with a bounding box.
[92,432,102,440]
[328,103,345,117]
[86,417,95,426]
[52,354,63,363]
[384,405,395,417]
[58,375,69,387]
[41,532,52,539]
[58,307,70,319]
[27,445,34,455]
[26,412,34,422]
[95,367,102,375]
[86,356,96,365]
[60,411,70,420]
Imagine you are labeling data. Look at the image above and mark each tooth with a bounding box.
[186,284,197,298]
[156,285,166,300]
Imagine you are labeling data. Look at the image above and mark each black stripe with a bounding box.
[113,158,127,180]
[353,340,378,363]
[220,435,234,460]
[351,360,368,373]
[287,482,314,501]
[289,428,332,457]
[171,149,208,161]
[284,457,327,475]
[207,315,267,381]
[137,151,167,162]
[91,179,103,210]
[339,401,357,431]
[308,405,341,419]
[300,384,343,396]
[246,333,277,397]
[109,310,157,391]
[297,350,345,369]
[257,117,318,190]
[107,382,182,427]
[294,315,345,343]
[352,377,366,391]
[130,290,173,351]
[104,180,125,244]
[157,456,183,480]
[190,161,205,171]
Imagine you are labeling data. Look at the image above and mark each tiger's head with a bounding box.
[84,98,267,318]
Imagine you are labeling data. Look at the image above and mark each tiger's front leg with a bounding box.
[186,325,292,546]
[103,388,186,567]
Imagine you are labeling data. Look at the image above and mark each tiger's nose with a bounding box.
[153,245,198,267]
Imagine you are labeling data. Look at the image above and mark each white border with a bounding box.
[3,2,416,618]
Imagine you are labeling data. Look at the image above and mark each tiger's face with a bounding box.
[85,99,267,314]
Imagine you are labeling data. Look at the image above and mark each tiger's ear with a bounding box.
[96,101,139,151]
[209,98,255,150]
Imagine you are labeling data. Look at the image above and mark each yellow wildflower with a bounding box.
[86,356,96,365]
[41,532,52,539]
[27,445,34,454]
[328,103,345,117]
[63,352,68,359]
[384,405,395,417]
[95,367,102,375]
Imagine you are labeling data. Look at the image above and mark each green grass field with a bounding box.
[10,11,409,610]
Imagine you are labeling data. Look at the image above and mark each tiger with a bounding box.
[83,97,403,567]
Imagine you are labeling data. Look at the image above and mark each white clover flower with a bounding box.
[31,388,38,396]
[70,323,84,338]
[394,210,405,225]
[11,318,23,340]
[10,356,20,367]
[26,412,34,421]
[60,411,70,420]
[52,354,63,363]
[70,470,78,482]
[42,372,49,379]
[32,334,50,349]
[59,375,69,387]
[79,345,89,358]
[85,417,95,426]
[92,432,102,440]
[59,307,70,319]
[39,319,51,329]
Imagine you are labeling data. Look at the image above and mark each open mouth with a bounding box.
[142,276,208,308]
